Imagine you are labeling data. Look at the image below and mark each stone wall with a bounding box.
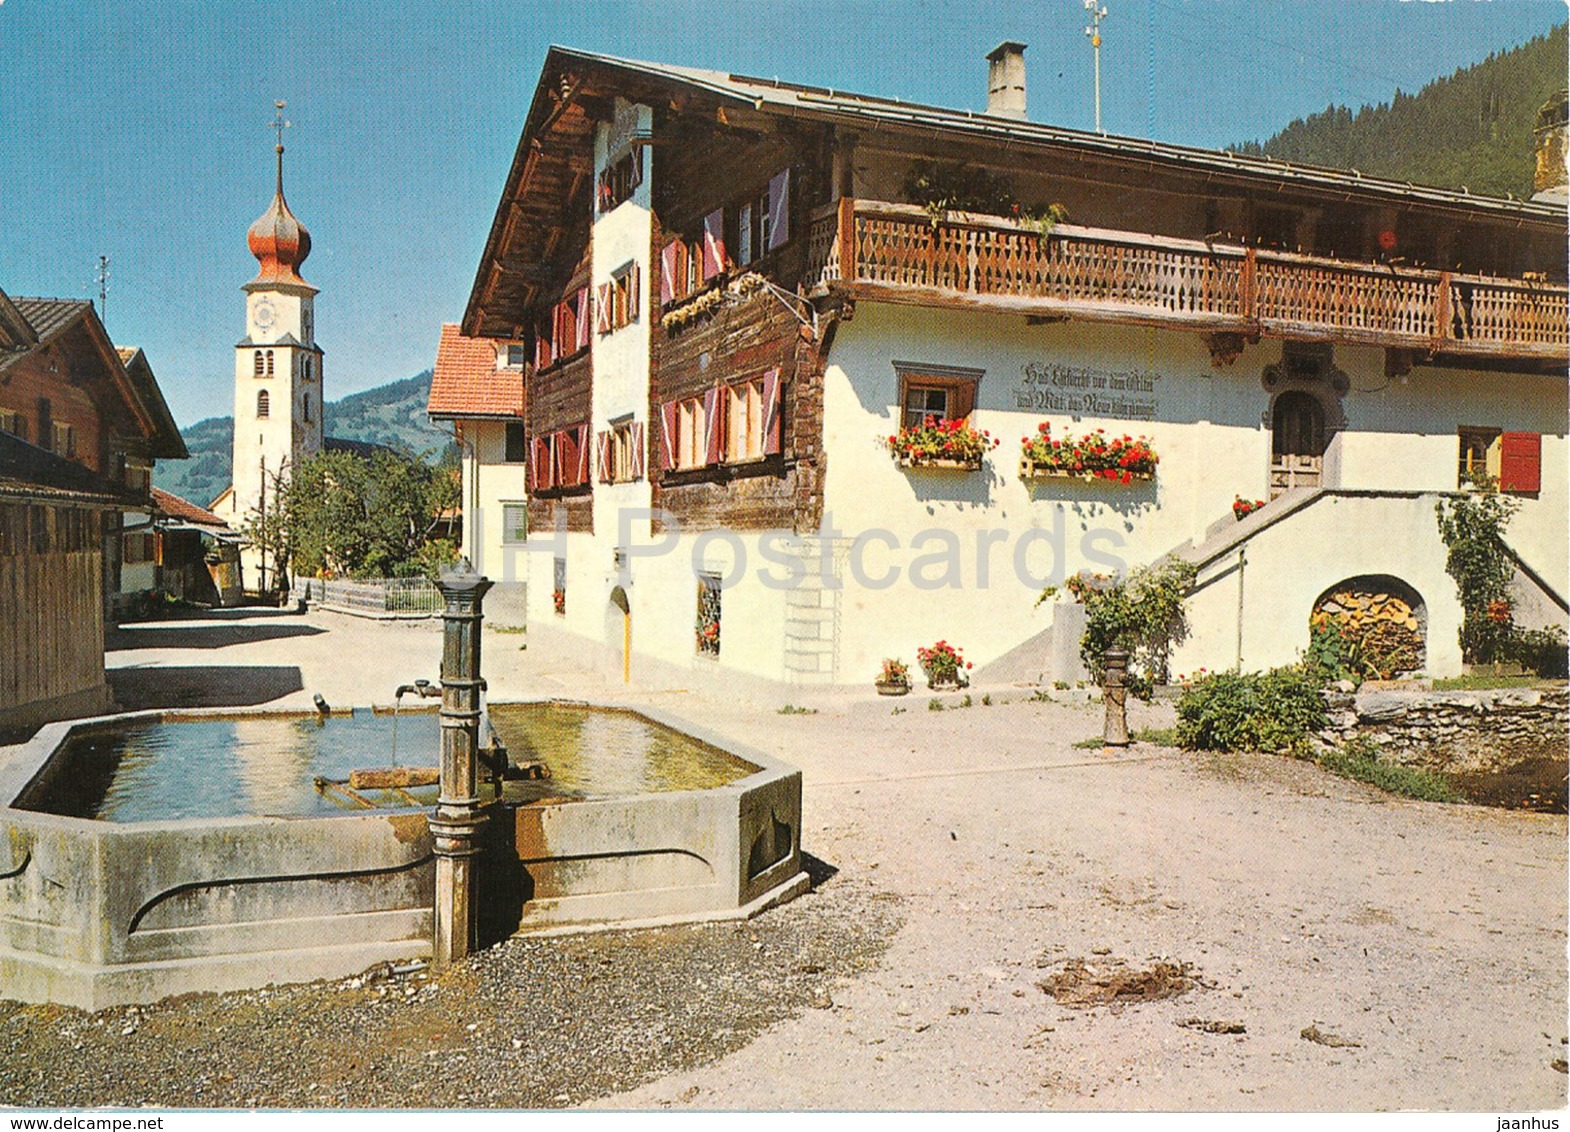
[1320,685,1569,775]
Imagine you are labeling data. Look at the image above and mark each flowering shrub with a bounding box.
[1019,423,1157,482]
[552,588,566,616]
[916,640,972,688]
[886,416,998,468]
[1232,496,1266,521]
[878,658,911,687]
[1040,559,1196,697]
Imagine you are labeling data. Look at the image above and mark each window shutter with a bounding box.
[556,430,577,487]
[530,436,550,491]
[629,264,641,319]
[1498,431,1542,493]
[702,386,725,465]
[595,283,612,334]
[703,209,726,280]
[631,421,646,480]
[952,380,977,422]
[767,169,790,250]
[661,240,680,306]
[596,430,612,483]
[576,424,592,486]
[576,287,591,346]
[761,368,783,455]
[659,400,678,471]
[535,317,553,369]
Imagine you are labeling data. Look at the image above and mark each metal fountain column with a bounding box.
[430,559,493,967]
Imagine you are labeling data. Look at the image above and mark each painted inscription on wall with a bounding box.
[1012,362,1159,420]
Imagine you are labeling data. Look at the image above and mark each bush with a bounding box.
[1176,666,1327,753]
[1045,558,1196,698]
[1502,625,1570,678]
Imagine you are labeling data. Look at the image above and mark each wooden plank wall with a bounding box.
[0,504,107,713]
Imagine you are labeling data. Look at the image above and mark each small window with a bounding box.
[727,380,764,462]
[253,350,265,377]
[506,343,527,368]
[265,350,275,377]
[597,148,643,213]
[1458,427,1500,486]
[504,422,526,463]
[502,503,528,544]
[51,422,76,460]
[894,364,981,431]
[598,420,645,484]
[302,393,311,423]
[553,556,567,617]
[737,202,754,266]
[0,409,24,442]
[677,397,706,470]
[36,398,52,452]
[257,390,270,419]
[696,572,722,656]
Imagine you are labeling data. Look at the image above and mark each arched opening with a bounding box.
[302,392,311,423]
[264,350,275,377]
[256,390,270,419]
[1270,390,1326,495]
[1311,574,1427,679]
[253,350,264,377]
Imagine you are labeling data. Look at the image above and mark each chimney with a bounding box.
[1532,89,1567,202]
[986,41,1027,120]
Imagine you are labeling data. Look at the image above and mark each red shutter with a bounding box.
[532,436,553,490]
[703,209,726,280]
[661,240,679,306]
[631,421,645,480]
[1499,431,1542,494]
[767,169,790,250]
[525,436,536,491]
[629,264,641,319]
[761,367,782,455]
[576,286,591,346]
[702,386,724,465]
[576,424,592,486]
[596,430,612,483]
[595,283,612,334]
[659,400,678,471]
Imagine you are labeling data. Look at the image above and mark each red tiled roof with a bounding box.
[427,323,524,418]
[151,486,229,529]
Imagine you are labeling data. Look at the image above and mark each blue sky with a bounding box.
[1,0,1564,428]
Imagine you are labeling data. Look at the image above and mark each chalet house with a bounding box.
[0,287,186,730]
[426,322,528,625]
[452,45,1568,689]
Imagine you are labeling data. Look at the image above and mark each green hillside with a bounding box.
[1235,24,1567,199]
[155,369,451,510]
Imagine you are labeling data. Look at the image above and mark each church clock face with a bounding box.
[254,299,277,332]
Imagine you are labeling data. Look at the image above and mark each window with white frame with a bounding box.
[894,362,983,430]
[597,419,644,484]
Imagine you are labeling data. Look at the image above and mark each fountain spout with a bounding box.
[395,679,441,700]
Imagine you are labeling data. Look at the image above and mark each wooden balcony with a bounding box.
[806,199,1568,362]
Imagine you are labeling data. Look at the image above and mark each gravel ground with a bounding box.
[0,866,899,1109]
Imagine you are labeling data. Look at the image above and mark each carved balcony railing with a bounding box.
[805,199,1568,361]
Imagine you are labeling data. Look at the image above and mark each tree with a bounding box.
[260,448,459,581]
[1435,473,1520,664]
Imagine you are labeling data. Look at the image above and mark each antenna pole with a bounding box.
[96,256,110,331]
[1084,0,1109,135]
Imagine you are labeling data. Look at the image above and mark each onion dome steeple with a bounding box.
[247,101,313,288]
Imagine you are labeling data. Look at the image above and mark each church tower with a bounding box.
[226,102,324,591]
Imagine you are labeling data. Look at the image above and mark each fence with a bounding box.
[293,575,443,618]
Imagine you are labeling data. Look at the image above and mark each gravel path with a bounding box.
[1,609,1561,1111]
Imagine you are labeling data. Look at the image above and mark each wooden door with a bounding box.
[1270,391,1326,497]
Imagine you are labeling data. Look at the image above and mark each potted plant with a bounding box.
[1019,423,1158,483]
[875,658,912,696]
[1232,495,1266,521]
[886,415,998,470]
[916,640,972,690]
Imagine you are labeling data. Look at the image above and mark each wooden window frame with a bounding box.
[1457,426,1501,487]
[893,362,983,431]
[726,380,765,463]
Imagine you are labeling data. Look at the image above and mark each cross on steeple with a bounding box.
[271,100,290,153]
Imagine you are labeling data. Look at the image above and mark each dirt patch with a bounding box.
[1446,757,1567,814]
[1301,1024,1361,1048]
[1179,1017,1245,1035]
[1038,957,1195,1008]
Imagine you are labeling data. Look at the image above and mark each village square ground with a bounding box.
[0,605,1564,1112]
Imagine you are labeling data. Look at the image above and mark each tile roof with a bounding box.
[0,430,144,507]
[151,487,229,530]
[547,46,1565,222]
[427,323,524,418]
[11,297,93,343]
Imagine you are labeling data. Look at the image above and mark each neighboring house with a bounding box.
[0,289,187,627]
[426,322,527,624]
[0,431,144,733]
[150,486,243,607]
[453,45,1567,689]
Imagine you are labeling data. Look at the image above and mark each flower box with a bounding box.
[1019,458,1155,484]
[897,454,985,471]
